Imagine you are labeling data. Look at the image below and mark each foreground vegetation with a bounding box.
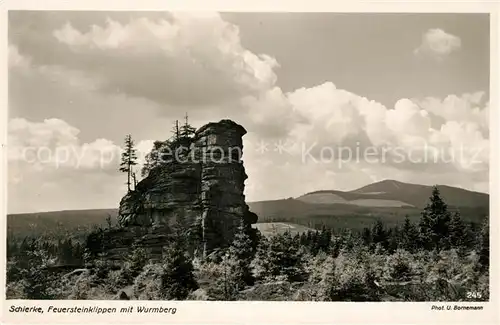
[6,187,489,301]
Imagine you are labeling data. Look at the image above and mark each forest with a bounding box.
[6,186,489,301]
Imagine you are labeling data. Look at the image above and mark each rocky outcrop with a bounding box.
[87,119,258,260]
[194,121,256,252]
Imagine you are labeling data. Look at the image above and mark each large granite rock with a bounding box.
[88,119,258,260]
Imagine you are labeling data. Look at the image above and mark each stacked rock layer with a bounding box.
[87,119,257,260]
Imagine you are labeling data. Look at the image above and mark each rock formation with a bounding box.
[86,119,258,261]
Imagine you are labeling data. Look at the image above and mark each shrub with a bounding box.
[426,249,463,282]
[383,249,413,281]
[132,263,163,300]
[127,247,148,277]
[306,251,329,284]
[68,275,93,300]
[196,261,224,283]
[107,264,135,290]
[91,256,112,286]
[6,281,24,299]
[19,250,54,299]
[316,251,381,301]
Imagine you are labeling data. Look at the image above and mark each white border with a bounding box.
[0,1,498,324]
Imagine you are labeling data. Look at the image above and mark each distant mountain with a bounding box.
[7,209,119,239]
[248,180,489,230]
[297,179,488,208]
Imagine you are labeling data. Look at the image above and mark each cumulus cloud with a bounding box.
[6,118,162,213]
[7,13,490,212]
[416,92,489,134]
[52,14,279,107]
[8,118,122,173]
[242,80,489,198]
[414,28,461,59]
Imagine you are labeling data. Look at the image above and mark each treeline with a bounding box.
[260,205,486,233]
[7,236,85,266]
[293,187,488,255]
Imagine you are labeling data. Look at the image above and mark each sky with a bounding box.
[7,12,490,213]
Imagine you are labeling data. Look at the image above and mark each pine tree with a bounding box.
[418,212,433,250]
[72,242,83,265]
[207,252,241,301]
[141,140,167,177]
[419,186,451,251]
[317,256,338,301]
[401,215,419,252]
[227,219,255,287]
[361,227,372,247]
[448,211,465,248]
[462,222,476,249]
[119,134,138,192]
[160,241,198,300]
[62,238,74,264]
[21,247,53,299]
[477,217,489,273]
[132,172,137,190]
[128,247,148,277]
[180,113,196,140]
[317,225,332,253]
[170,120,181,149]
[264,231,304,281]
[371,219,388,250]
[387,226,400,253]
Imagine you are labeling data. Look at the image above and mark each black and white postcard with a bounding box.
[1,1,498,325]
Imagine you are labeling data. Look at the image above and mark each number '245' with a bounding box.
[467,291,482,299]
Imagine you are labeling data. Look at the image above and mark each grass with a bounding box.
[252,222,316,237]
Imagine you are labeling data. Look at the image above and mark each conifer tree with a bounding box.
[419,186,451,251]
[180,113,196,140]
[401,215,419,252]
[141,140,166,177]
[461,222,476,249]
[119,134,138,192]
[477,217,489,273]
[387,226,400,253]
[448,211,465,248]
[361,227,372,247]
[227,219,255,287]
[371,219,388,250]
[208,252,241,301]
[317,256,338,301]
[21,247,53,299]
[160,240,198,300]
[418,212,433,250]
[61,238,74,264]
[132,172,137,190]
[128,247,148,277]
[264,231,304,281]
[170,120,181,149]
[317,225,332,253]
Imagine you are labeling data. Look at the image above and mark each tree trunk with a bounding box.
[127,165,131,192]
